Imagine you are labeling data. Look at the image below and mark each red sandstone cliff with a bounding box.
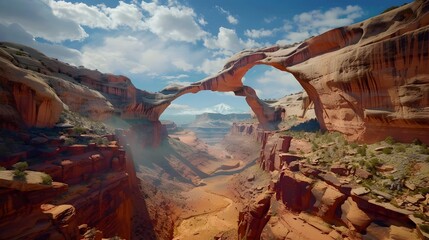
[0,42,139,129]
[0,135,133,239]
[233,124,425,240]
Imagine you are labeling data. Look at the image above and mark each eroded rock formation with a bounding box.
[235,127,422,240]
[124,0,429,143]
[0,135,133,239]
[0,42,137,128]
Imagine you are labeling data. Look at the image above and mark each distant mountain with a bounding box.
[189,113,252,128]
[209,103,233,114]
[184,113,252,144]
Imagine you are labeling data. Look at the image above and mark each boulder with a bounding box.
[311,181,347,222]
[389,225,419,240]
[354,168,372,179]
[351,187,370,196]
[331,164,350,176]
[340,197,372,232]
[276,169,313,211]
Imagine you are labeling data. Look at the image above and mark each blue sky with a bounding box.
[0,0,409,121]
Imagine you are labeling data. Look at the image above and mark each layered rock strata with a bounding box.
[0,136,132,239]
[236,128,422,240]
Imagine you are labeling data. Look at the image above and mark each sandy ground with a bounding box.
[173,175,239,240]
[170,131,242,239]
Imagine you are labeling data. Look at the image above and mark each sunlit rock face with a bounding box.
[277,0,429,144]
[121,0,429,143]
[0,42,122,128]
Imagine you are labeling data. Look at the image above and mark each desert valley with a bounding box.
[1,0,429,239]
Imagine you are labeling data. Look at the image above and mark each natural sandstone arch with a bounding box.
[123,0,429,144]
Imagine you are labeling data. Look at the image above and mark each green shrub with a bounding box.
[41,173,53,185]
[91,137,109,146]
[395,145,406,153]
[414,213,429,222]
[0,166,5,170]
[420,145,429,155]
[357,145,367,156]
[419,187,429,195]
[72,127,86,135]
[12,162,28,180]
[382,148,392,154]
[365,158,382,174]
[413,138,423,145]
[419,224,429,234]
[15,51,26,56]
[311,142,319,152]
[13,169,27,180]
[381,6,399,14]
[350,143,358,149]
[13,162,28,172]
[384,136,395,145]
[64,138,76,146]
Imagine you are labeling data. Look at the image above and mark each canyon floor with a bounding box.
[168,130,255,239]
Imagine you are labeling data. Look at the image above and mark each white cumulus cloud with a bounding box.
[0,23,82,65]
[255,69,303,99]
[0,0,87,42]
[281,5,363,44]
[203,27,260,55]
[80,34,204,75]
[216,6,238,25]
[227,15,238,25]
[141,1,207,43]
[197,56,229,75]
[244,28,277,39]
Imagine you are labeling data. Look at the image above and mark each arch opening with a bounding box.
[240,65,318,128]
[160,91,251,144]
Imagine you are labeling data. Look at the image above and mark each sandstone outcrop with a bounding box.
[238,191,273,240]
[234,127,421,239]
[0,134,133,239]
[0,42,139,128]
[0,50,63,128]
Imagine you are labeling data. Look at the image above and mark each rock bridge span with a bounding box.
[123,0,429,144]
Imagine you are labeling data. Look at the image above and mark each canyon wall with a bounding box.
[0,135,134,239]
[0,42,138,127]
[232,124,423,240]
